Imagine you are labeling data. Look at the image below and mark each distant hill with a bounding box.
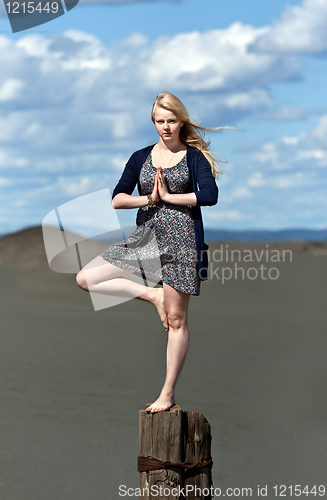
[204,228,327,242]
[0,225,49,271]
[1,225,327,245]
[1,225,326,271]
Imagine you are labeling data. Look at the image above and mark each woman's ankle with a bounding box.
[137,286,161,304]
[160,387,175,399]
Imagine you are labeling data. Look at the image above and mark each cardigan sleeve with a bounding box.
[112,152,139,200]
[194,151,219,206]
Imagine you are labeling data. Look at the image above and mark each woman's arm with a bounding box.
[111,151,149,209]
[111,152,139,206]
[112,193,149,209]
[112,159,160,209]
[157,151,218,207]
[193,152,219,206]
[156,167,197,206]
[160,192,197,206]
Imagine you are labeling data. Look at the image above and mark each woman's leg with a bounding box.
[146,283,190,413]
[76,256,168,330]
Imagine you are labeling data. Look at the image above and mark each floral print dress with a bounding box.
[99,152,201,296]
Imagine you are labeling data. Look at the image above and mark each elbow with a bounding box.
[112,193,128,209]
[213,186,219,205]
[111,195,119,209]
[207,188,219,206]
[213,193,219,206]
[195,190,217,207]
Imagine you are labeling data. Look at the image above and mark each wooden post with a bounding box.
[139,406,213,500]
[139,405,183,500]
[182,411,212,499]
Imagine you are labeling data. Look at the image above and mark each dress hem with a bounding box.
[99,255,200,296]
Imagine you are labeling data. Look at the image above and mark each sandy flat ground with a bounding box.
[1,236,327,499]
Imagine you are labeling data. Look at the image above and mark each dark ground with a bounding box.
[1,228,327,499]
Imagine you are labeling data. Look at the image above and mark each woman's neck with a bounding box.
[158,138,186,153]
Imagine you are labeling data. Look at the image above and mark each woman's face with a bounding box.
[153,105,184,144]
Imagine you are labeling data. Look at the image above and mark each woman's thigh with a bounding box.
[163,282,190,322]
[78,255,135,287]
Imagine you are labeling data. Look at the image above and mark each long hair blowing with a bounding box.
[151,92,234,179]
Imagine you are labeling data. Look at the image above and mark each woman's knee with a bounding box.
[167,311,187,330]
[76,270,89,291]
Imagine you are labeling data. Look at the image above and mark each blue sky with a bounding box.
[0,0,326,236]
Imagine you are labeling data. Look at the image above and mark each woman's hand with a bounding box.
[157,167,170,202]
[151,170,160,203]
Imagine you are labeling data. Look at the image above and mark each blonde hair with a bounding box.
[151,92,234,179]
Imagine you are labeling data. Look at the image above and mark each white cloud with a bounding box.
[312,115,327,140]
[0,79,25,102]
[282,135,303,146]
[111,156,130,172]
[0,24,302,170]
[251,143,279,168]
[296,149,327,167]
[0,177,11,186]
[140,23,301,92]
[0,148,30,168]
[255,106,306,122]
[247,170,314,189]
[58,176,93,196]
[59,30,112,71]
[241,114,327,206]
[272,172,307,188]
[0,1,326,232]
[248,172,267,187]
[250,114,327,173]
[224,89,273,110]
[291,193,327,206]
[16,35,53,58]
[232,187,253,198]
[15,30,112,73]
[252,0,327,54]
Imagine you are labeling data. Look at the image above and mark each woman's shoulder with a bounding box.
[124,144,156,170]
[187,145,205,156]
[187,146,208,163]
[131,143,156,159]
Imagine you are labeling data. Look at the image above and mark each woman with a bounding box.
[76,92,225,413]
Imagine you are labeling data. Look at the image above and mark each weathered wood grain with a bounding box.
[183,411,212,499]
[139,406,212,500]
[139,405,182,500]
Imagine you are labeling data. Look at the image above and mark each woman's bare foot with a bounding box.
[151,287,168,331]
[145,393,175,413]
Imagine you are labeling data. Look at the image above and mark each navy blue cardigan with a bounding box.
[112,144,218,281]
